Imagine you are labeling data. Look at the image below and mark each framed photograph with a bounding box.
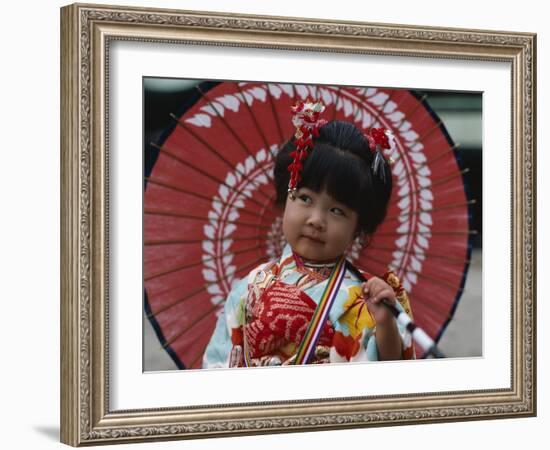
[60,3,536,446]
[142,80,482,372]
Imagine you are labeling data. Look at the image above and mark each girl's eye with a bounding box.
[299,194,312,204]
[331,207,345,216]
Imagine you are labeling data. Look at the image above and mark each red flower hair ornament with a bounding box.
[287,100,327,198]
[364,127,396,184]
[287,100,396,197]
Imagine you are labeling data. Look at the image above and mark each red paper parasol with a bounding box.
[144,81,474,368]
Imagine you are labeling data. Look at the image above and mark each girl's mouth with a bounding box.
[302,235,324,244]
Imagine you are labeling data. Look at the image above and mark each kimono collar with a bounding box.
[279,243,340,279]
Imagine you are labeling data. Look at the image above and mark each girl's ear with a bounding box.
[354,229,370,247]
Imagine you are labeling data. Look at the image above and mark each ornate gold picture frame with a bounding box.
[60,3,536,446]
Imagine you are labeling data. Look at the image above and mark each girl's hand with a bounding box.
[362,277,402,360]
[361,277,396,326]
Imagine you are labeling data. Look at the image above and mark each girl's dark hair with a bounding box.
[273,120,392,236]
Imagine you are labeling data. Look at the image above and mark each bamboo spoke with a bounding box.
[352,93,363,123]
[144,243,265,282]
[235,83,277,161]
[375,229,477,237]
[309,84,318,100]
[163,302,220,348]
[150,283,207,318]
[291,83,300,105]
[186,326,219,369]
[265,83,285,143]
[195,85,276,191]
[369,89,396,126]
[363,254,462,316]
[144,208,278,228]
[401,168,471,198]
[145,177,275,222]
[331,86,342,121]
[145,234,268,246]
[354,87,408,131]
[169,113,274,201]
[394,93,428,129]
[385,200,477,221]
[413,144,461,171]
[390,142,461,171]
[377,89,410,124]
[352,91,430,167]
[410,168,470,194]
[146,177,214,203]
[366,244,471,265]
[148,256,265,317]
[150,143,278,216]
[408,120,443,148]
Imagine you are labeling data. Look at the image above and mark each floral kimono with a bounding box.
[203,243,415,368]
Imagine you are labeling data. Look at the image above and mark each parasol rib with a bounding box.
[389,121,446,168]
[408,120,443,148]
[385,200,477,221]
[368,89,397,126]
[186,326,220,369]
[333,87,345,121]
[376,89,409,124]
[394,94,428,130]
[163,302,220,348]
[149,256,265,318]
[145,243,265,282]
[290,84,301,107]
[391,143,461,170]
[361,255,463,316]
[144,208,275,229]
[352,86,409,131]
[145,234,273,247]
[149,142,277,216]
[413,144,461,171]
[311,84,319,99]
[375,229,477,237]
[195,86,277,190]
[403,169,471,198]
[265,83,285,143]
[366,244,471,265]
[235,83,278,161]
[145,177,273,222]
[169,113,274,202]
[330,86,342,121]
[151,284,208,319]
[366,252,467,292]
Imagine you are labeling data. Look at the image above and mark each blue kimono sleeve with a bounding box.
[364,299,414,360]
[202,277,248,369]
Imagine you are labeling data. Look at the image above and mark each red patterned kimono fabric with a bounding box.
[244,280,334,359]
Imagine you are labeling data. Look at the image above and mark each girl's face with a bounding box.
[282,187,359,263]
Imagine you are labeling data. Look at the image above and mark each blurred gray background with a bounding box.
[143,81,482,370]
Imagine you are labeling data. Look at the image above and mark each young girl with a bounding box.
[203,101,414,368]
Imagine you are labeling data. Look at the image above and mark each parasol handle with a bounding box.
[343,261,445,359]
[380,299,445,359]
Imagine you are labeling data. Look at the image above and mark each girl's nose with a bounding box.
[306,209,326,230]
